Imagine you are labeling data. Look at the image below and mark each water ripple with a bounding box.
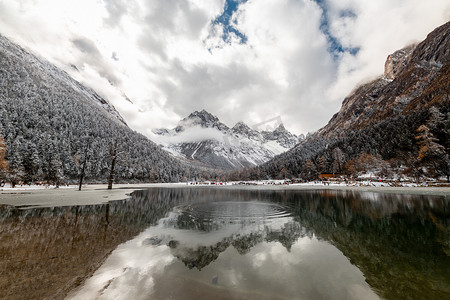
[173,201,292,225]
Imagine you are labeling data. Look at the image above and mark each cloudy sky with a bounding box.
[0,0,449,136]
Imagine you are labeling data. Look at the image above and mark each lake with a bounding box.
[1,188,449,299]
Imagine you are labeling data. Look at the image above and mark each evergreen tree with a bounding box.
[303,159,317,180]
[48,155,64,186]
[7,138,25,187]
[317,155,329,174]
[22,142,41,183]
[416,124,448,180]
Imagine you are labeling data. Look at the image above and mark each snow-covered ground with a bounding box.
[0,178,429,192]
[184,179,425,188]
[0,183,76,191]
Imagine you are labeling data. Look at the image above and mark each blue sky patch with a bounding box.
[312,0,360,59]
[212,0,248,44]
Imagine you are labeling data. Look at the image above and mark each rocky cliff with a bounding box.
[243,21,450,181]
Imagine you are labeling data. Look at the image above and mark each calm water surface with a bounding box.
[1,188,449,300]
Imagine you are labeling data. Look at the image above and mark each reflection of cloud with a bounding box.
[70,224,378,300]
[69,231,175,300]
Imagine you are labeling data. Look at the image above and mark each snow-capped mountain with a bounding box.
[0,34,198,183]
[152,110,302,170]
[176,109,230,133]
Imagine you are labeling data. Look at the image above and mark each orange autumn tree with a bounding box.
[0,132,8,181]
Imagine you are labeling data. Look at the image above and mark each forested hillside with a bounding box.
[227,22,450,182]
[1,21,448,186]
[0,34,204,185]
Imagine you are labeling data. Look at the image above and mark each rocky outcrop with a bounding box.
[320,21,450,137]
[384,44,416,80]
[411,21,450,65]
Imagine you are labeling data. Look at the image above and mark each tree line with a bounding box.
[0,34,212,188]
[223,104,449,183]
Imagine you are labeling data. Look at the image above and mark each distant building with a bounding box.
[318,173,336,179]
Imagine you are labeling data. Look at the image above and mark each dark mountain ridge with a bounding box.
[231,21,450,181]
[321,21,449,137]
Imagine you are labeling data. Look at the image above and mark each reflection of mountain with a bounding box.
[2,188,449,299]
[283,191,450,300]
[142,189,450,299]
[0,188,191,299]
[155,200,303,269]
[168,221,304,270]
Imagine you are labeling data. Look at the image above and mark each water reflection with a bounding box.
[0,188,193,299]
[70,198,377,300]
[69,188,449,300]
[1,188,449,300]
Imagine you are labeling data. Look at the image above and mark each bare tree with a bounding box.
[78,146,89,191]
[0,132,8,183]
[107,140,124,190]
[77,135,92,191]
[332,147,345,174]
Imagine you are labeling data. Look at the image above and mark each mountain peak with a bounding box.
[232,121,250,130]
[274,123,286,132]
[411,21,450,65]
[188,109,215,119]
[320,21,450,138]
[250,21,450,183]
[232,121,258,137]
[152,111,300,170]
[176,109,229,132]
[261,123,299,148]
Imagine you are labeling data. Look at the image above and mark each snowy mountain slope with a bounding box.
[153,110,302,170]
[0,35,126,126]
[0,34,201,183]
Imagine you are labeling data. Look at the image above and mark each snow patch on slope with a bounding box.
[151,110,302,170]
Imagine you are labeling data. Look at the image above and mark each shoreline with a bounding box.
[0,183,449,209]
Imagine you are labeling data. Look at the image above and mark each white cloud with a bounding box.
[151,126,226,146]
[325,0,450,101]
[0,0,448,137]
